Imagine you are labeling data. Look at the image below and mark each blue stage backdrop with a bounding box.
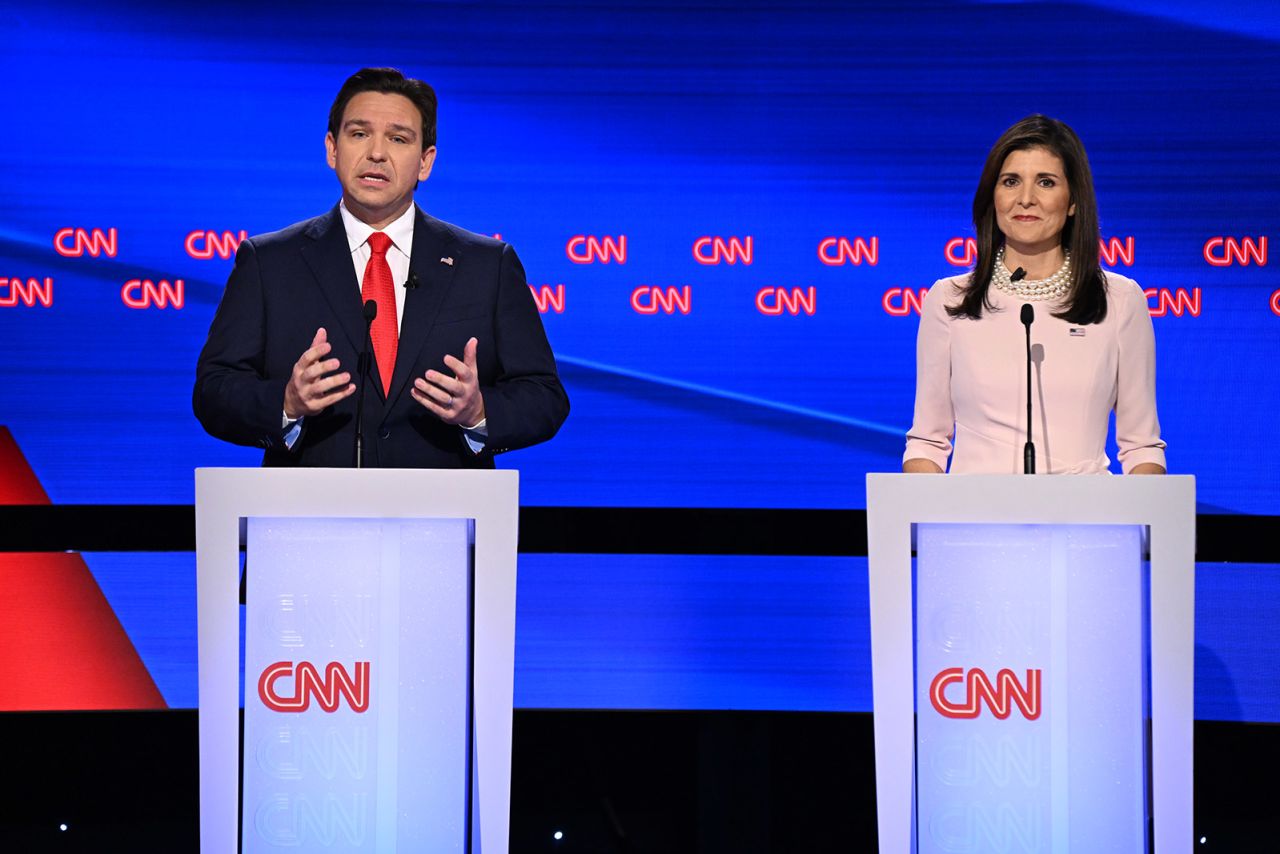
[1,2,1278,721]
[0,0,1277,512]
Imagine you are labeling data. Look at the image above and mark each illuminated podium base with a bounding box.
[195,468,519,853]
[866,474,1195,854]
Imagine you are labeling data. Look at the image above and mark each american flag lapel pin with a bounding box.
[440,256,454,266]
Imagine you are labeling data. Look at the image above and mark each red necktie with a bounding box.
[361,232,398,397]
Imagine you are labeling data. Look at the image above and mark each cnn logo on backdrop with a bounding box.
[258,661,371,713]
[929,667,1042,721]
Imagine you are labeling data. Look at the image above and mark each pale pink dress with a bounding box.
[904,271,1166,474]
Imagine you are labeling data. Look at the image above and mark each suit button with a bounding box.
[379,429,391,439]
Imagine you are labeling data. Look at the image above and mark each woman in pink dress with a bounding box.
[904,115,1166,475]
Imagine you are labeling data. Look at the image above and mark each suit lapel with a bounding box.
[299,206,366,357]
[385,209,461,408]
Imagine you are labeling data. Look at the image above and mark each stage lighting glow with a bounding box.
[554,830,564,840]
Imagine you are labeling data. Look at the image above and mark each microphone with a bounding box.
[354,299,378,469]
[1011,267,1027,283]
[1020,303,1035,474]
[404,271,419,290]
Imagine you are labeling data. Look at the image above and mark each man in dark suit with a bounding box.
[194,68,568,467]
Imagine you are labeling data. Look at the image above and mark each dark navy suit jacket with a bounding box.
[194,205,568,468]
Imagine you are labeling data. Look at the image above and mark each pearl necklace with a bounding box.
[991,247,1071,300]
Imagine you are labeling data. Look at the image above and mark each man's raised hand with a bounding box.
[283,328,355,418]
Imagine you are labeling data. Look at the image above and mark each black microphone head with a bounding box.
[405,271,419,290]
[1020,303,1034,326]
[1011,267,1027,282]
[363,299,378,322]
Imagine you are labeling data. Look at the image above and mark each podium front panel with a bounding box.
[915,523,1147,853]
[196,468,519,854]
[865,474,1194,854]
[243,517,472,852]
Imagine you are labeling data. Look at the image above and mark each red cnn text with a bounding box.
[122,279,185,309]
[53,227,117,258]
[883,287,929,316]
[529,284,565,314]
[930,667,1042,721]
[1099,236,1135,267]
[756,287,815,316]
[258,661,371,713]
[693,236,753,265]
[1144,287,1201,318]
[567,235,627,264]
[186,229,248,260]
[0,277,54,308]
[1203,236,1267,267]
[945,237,978,267]
[631,286,691,315]
[818,236,878,266]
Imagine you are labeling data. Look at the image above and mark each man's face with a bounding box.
[325,91,436,229]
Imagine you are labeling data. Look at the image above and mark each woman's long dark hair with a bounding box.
[948,114,1108,324]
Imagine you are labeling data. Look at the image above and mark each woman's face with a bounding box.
[993,146,1076,255]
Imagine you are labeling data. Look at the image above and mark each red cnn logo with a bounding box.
[1203,236,1267,267]
[631,286,691,314]
[567,235,627,264]
[1144,287,1201,318]
[1099,236,1135,267]
[53,227,117,258]
[930,667,1042,720]
[693,236,753,265]
[529,283,565,314]
[1271,290,1280,317]
[817,236,878,266]
[122,279,184,309]
[259,661,371,713]
[883,287,929,316]
[0,277,54,308]
[756,286,815,316]
[185,229,248,260]
[944,237,978,267]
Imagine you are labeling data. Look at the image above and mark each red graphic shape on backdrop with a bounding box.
[0,427,167,710]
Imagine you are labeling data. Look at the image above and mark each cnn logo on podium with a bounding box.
[929,667,1042,721]
[258,661,371,713]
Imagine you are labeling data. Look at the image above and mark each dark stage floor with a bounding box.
[0,710,1275,852]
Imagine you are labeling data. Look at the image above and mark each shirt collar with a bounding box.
[338,200,417,257]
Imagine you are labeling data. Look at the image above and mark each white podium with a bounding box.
[195,468,519,853]
[866,474,1195,853]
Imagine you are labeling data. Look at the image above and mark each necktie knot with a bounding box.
[367,231,392,257]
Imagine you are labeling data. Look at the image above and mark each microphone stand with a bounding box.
[1020,301,1035,474]
[355,299,378,468]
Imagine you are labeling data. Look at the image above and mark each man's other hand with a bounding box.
[412,337,486,427]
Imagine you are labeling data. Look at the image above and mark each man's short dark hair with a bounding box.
[328,67,437,150]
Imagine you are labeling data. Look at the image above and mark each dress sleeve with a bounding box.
[904,279,956,470]
[1113,277,1167,472]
